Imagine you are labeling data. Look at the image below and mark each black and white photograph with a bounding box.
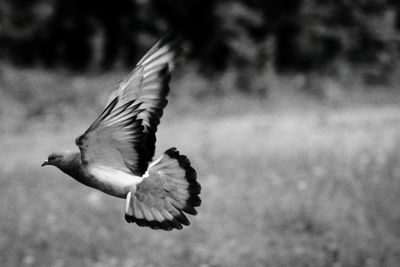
[1,0,400,266]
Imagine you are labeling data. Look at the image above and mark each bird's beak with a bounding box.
[41,160,49,167]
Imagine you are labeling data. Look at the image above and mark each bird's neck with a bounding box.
[58,152,84,179]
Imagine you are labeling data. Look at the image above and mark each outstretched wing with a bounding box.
[76,33,182,175]
[76,98,148,175]
[107,32,182,167]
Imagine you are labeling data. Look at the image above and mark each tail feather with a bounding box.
[125,148,201,230]
[163,148,201,215]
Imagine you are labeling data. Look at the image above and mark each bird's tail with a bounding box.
[125,148,201,230]
[149,148,201,215]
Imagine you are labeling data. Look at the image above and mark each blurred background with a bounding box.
[1,0,400,266]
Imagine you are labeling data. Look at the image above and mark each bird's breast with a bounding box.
[83,165,144,198]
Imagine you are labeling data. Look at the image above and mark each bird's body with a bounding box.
[55,152,140,198]
[42,33,201,231]
[86,164,142,198]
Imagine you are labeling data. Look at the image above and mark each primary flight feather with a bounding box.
[42,33,201,231]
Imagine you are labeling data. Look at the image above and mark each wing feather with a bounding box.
[106,32,181,173]
[76,32,181,175]
[76,100,147,174]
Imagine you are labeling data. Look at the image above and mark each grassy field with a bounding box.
[1,66,400,266]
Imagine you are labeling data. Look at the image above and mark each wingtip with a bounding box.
[156,28,182,48]
[138,30,184,68]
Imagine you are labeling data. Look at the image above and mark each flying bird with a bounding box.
[41,33,201,231]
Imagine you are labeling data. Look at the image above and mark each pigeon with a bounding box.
[41,33,201,231]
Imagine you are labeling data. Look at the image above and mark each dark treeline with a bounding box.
[1,0,400,75]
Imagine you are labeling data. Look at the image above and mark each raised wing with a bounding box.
[76,98,148,175]
[107,33,182,167]
[108,32,181,107]
[77,33,182,175]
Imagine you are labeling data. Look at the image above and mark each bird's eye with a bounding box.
[48,155,56,161]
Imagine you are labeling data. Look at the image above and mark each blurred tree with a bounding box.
[0,0,51,65]
[144,0,231,73]
[0,0,140,70]
[0,0,399,87]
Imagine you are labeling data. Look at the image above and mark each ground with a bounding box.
[1,67,400,266]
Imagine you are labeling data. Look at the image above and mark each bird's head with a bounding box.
[41,151,76,169]
[41,152,64,167]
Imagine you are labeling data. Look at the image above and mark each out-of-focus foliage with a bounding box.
[1,0,399,76]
